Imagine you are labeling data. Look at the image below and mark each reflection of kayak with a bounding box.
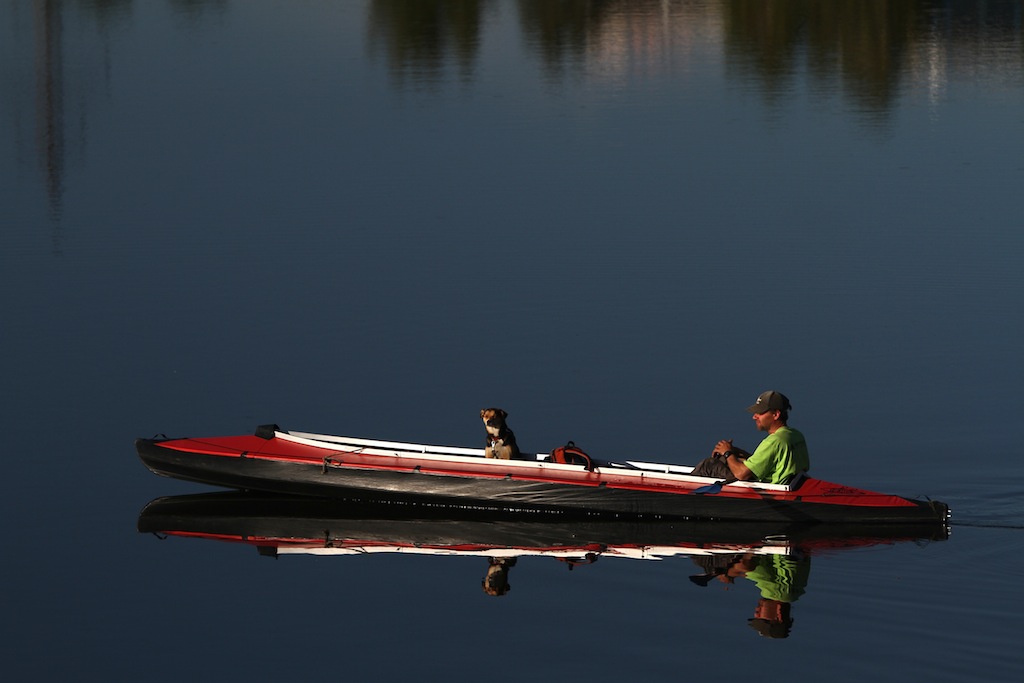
[137,491,950,561]
[136,425,950,524]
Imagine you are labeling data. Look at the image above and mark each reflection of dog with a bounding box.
[480,408,520,460]
[482,557,516,596]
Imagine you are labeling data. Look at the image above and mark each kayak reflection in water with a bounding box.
[689,552,811,639]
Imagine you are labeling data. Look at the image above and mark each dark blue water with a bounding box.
[3,1,1023,680]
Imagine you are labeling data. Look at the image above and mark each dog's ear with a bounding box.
[498,409,508,419]
[480,409,488,418]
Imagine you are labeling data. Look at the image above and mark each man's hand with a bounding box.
[714,440,751,459]
[713,439,734,457]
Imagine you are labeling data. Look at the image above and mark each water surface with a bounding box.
[2,1,1023,680]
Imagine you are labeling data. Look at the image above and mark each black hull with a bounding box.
[136,438,949,524]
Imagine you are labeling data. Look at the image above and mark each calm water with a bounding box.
[2,1,1023,680]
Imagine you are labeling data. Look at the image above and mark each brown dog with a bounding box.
[480,408,520,460]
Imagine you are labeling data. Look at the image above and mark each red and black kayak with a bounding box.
[135,425,950,524]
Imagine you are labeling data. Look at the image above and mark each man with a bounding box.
[690,390,809,484]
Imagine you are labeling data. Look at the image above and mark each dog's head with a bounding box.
[480,408,509,436]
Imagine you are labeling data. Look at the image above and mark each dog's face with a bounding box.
[480,408,508,436]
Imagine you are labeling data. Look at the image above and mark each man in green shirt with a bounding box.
[690,390,810,485]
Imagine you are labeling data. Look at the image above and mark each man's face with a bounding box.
[752,410,777,432]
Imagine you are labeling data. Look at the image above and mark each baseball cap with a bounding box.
[747,391,791,414]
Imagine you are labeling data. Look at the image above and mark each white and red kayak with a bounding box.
[136,424,950,524]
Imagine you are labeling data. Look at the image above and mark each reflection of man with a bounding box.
[688,552,811,639]
[482,557,516,596]
[743,553,810,638]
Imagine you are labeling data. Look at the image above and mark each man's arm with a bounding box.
[712,439,755,481]
[723,452,754,480]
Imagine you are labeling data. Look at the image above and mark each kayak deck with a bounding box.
[136,425,951,524]
[283,428,798,492]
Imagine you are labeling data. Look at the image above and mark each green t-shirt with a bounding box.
[745,554,811,602]
[744,426,809,485]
